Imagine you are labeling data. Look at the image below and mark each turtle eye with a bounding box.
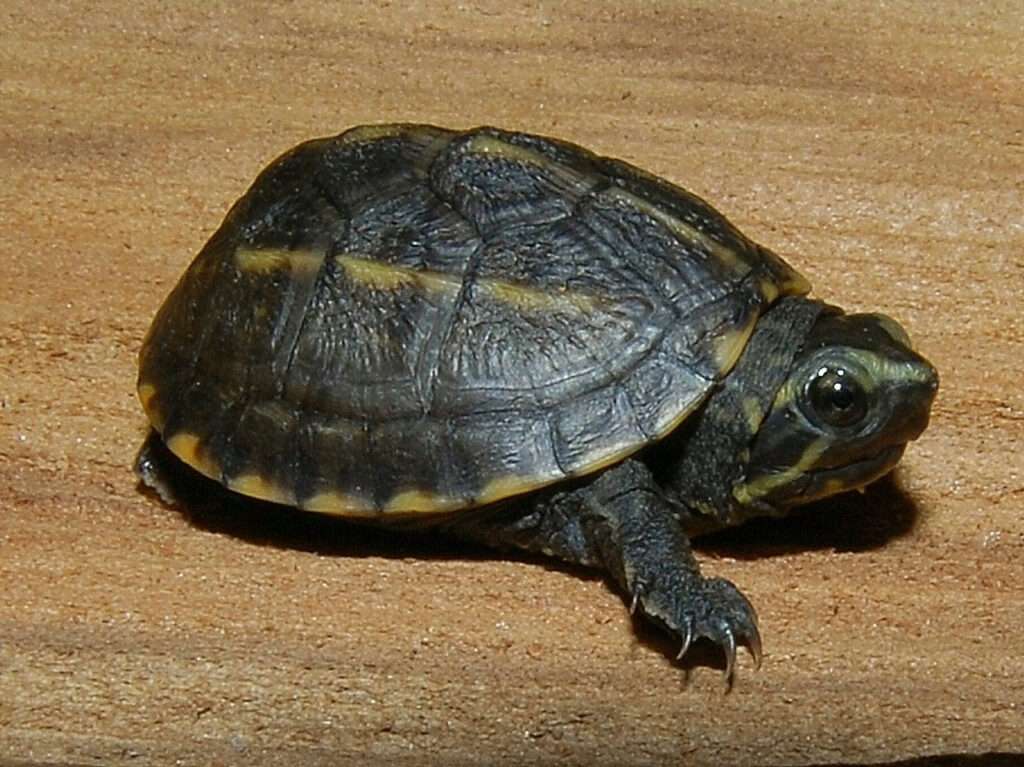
[806,365,868,428]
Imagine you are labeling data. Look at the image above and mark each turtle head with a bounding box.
[733,310,938,509]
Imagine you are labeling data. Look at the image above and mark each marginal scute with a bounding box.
[302,490,377,516]
[227,474,295,506]
[165,432,220,481]
[758,277,780,304]
[607,187,750,276]
[138,382,157,410]
[779,269,811,297]
[755,246,811,298]
[385,489,463,513]
[476,474,545,506]
[711,309,761,374]
[138,383,163,430]
[463,134,551,165]
[821,477,848,497]
[570,442,645,478]
[649,395,708,447]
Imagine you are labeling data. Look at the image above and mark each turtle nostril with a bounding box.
[902,371,938,442]
[911,358,939,397]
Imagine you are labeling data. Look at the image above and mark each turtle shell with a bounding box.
[138,124,809,516]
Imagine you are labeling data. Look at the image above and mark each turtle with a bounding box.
[136,123,938,683]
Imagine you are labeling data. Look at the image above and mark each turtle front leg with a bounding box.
[449,459,762,683]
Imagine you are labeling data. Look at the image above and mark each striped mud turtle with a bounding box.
[136,124,938,682]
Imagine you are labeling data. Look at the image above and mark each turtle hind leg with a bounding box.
[447,459,762,684]
[135,429,223,509]
[135,429,182,505]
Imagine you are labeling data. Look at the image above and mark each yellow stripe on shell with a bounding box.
[137,382,164,431]
[337,254,599,314]
[301,490,378,516]
[165,432,220,481]
[476,474,551,507]
[336,254,460,293]
[462,134,596,192]
[758,277,780,304]
[295,393,709,515]
[385,489,465,514]
[480,279,597,314]
[607,188,749,276]
[711,308,760,375]
[334,124,453,177]
[778,269,812,297]
[234,247,325,276]
[227,474,296,506]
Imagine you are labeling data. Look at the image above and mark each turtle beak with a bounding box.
[889,357,939,445]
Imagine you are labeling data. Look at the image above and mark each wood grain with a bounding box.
[1,2,1021,765]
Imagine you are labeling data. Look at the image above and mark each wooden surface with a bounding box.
[1,2,1022,765]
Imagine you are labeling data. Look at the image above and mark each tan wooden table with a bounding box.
[2,2,1021,765]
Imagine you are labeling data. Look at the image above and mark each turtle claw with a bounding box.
[722,629,737,688]
[629,583,644,616]
[634,575,761,683]
[675,622,694,661]
[745,623,764,670]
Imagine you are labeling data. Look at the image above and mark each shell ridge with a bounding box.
[264,172,351,413]
[673,275,763,382]
[154,232,243,446]
[419,133,490,416]
[273,245,332,401]
[575,196,683,322]
[604,184,723,302]
[616,379,654,442]
[544,411,570,477]
[589,186,747,328]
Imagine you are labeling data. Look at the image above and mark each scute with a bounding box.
[138,124,809,515]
